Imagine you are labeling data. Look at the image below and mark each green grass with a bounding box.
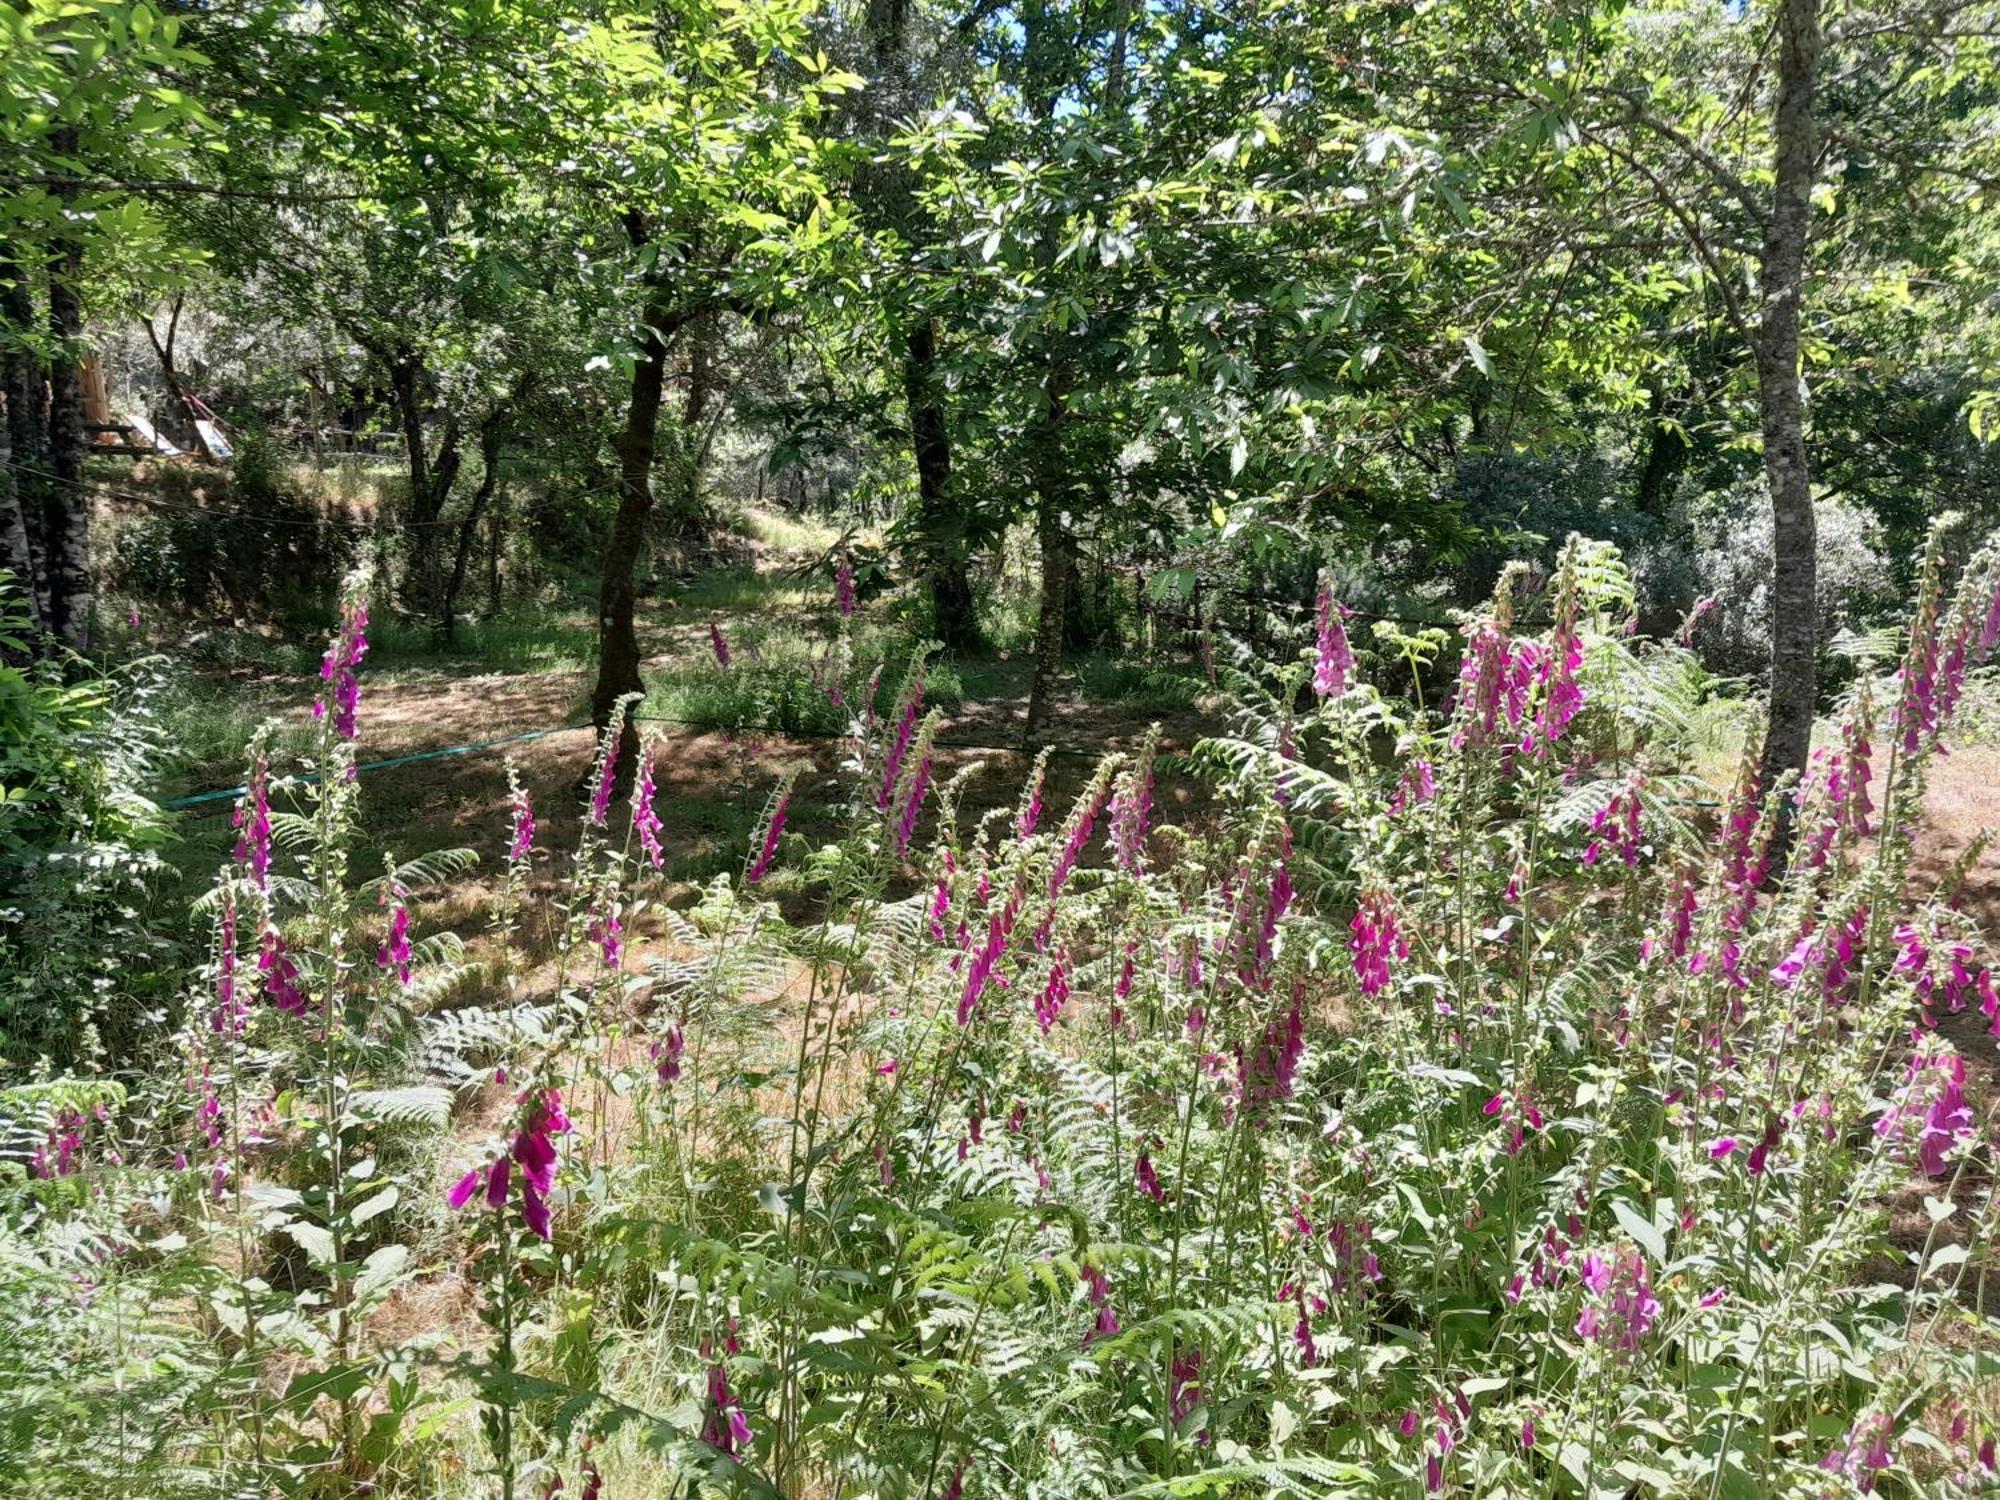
[367,609,598,675]
[1077,656,1205,712]
[735,506,845,558]
[671,569,816,613]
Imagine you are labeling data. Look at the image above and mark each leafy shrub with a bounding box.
[103,442,357,621]
[0,582,180,1068]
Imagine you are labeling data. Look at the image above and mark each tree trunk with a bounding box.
[440,416,506,645]
[387,350,461,609]
[904,316,981,650]
[1025,367,1071,740]
[44,236,89,652]
[1633,387,1689,519]
[486,490,504,616]
[143,295,208,457]
[1755,0,1822,810]
[591,218,681,777]
[0,248,46,635]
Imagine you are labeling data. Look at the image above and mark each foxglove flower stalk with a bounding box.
[1238,981,1305,1121]
[259,928,310,1017]
[876,658,928,811]
[1349,889,1407,998]
[632,746,665,870]
[1169,1349,1203,1430]
[1312,575,1355,699]
[1522,541,1586,758]
[1876,1036,1972,1176]
[1387,758,1435,815]
[1135,1145,1166,1202]
[651,1024,684,1084]
[232,752,272,890]
[1819,1413,1894,1493]
[834,552,856,616]
[1674,592,1721,646]
[449,1088,573,1242]
[888,713,939,856]
[1326,1217,1382,1299]
[1109,728,1159,873]
[1574,1245,1660,1354]
[315,585,369,740]
[708,621,732,669]
[1080,1259,1119,1346]
[1016,747,1051,838]
[590,898,623,972]
[1583,778,1644,868]
[1449,565,1522,749]
[957,884,1025,1026]
[746,774,795,885]
[1641,876,1698,963]
[213,886,244,1034]
[1045,760,1118,901]
[377,884,413,984]
[1035,953,1070,1034]
[508,775,536,862]
[701,1362,755,1455]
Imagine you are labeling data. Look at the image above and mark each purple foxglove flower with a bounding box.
[1583,777,1644,868]
[1572,1245,1659,1354]
[1388,757,1435,815]
[652,1024,684,1084]
[1017,749,1051,838]
[877,662,927,811]
[1877,1036,1973,1176]
[1169,1349,1203,1428]
[447,1168,481,1209]
[1312,576,1355,699]
[1349,889,1407,997]
[632,749,665,870]
[746,777,794,884]
[1675,593,1721,645]
[834,553,856,617]
[508,780,536,862]
[213,889,244,1035]
[591,900,623,971]
[1035,954,1070,1034]
[1109,732,1159,873]
[1238,982,1305,1120]
[315,591,369,740]
[259,928,310,1016]
[232,754,272,889]
[890,731,935,857]
[936,1458,969,1500]
[708,622,732,669]
[377,891,413,984]
[1047,762,1116,898]
[1135,1147,1166,1202]
[701,1363,754,1455]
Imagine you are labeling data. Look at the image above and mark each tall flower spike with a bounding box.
[1016,746,1053,839]
[632,743,665,870]
[232,749,272,890]
[1522,540,1586,758]
[889,711,941,857]
[507,770,536,862]
[834,552,856,617]
[377,881,413,985]
[1312,573,1355,699]
[314,576,370,741]
[1109,726,1159,874]
[709,621,732,669]
[877,654,929,811]
[747,772,796,885]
